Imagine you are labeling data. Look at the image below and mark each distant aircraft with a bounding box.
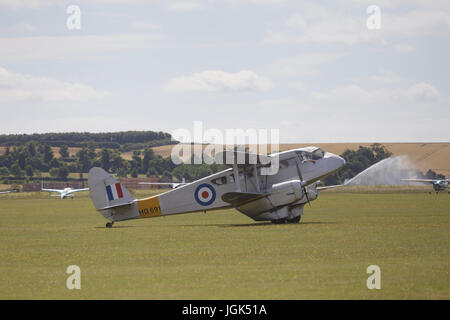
[139,178,188,189]
[400,178,449,194]
[88,146,345,228]
[41,182,89,199]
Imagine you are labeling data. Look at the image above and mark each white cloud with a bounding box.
[309,82,440,107]
[383,10,450,37]
[265,52,346,78]
[406,82,440,101]
[0,34,161,62]
[0,0,59,9]
[265,11,385,46]
[0,66,111,102]
[162,70,273,93]
[264,5,450,46]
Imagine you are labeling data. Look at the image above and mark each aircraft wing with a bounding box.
[215,150,272,166]
[0,190,12,194]
[400,179,437,184]
[42,188,63,193]
[221,192,269,207]
[67,188,90,194]
[316,184,345,190]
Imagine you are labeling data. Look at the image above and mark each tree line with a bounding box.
[0,141,226,183]
[0,131,177,151]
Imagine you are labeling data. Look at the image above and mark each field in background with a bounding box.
[1,142,449,176]
[0,190,448,299]
[157,143,450,177]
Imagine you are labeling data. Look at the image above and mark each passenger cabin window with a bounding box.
[297,151,311,161]
[211,176,227,185]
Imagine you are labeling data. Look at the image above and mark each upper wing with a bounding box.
[400,179,437,184]
[214,150,272,166]
[42,188,63,193]
[67,188,90,194]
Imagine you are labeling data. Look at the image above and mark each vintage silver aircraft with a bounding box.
[400,178,449,194]
[88,147,345,228]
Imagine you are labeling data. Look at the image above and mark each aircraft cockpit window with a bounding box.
[211,176,227,185]
[311,149,324,160]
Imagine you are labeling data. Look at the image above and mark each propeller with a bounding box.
[295,154,311,207]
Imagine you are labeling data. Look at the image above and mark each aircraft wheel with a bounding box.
[272,219,286,224]
[287,216,301,224]
[106,222,114,228]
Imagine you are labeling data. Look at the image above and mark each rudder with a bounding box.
[88,167,138,222]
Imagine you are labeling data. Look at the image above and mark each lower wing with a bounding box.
[400,179,436,184]
[67,188,90,194]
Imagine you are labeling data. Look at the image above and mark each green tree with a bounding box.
[58,166,70,180]
[76,148,93,173]
[100,148,112,171]
[41,144,54,164]
[0,166,9,177]
[25,164,34,177]
[142,148,155,173]
[59,145,70,158]
[49,168,59,178]
[131,150,142,174]
[10,162,24,177]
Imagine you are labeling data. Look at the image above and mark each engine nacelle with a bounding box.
[267,180,303,207]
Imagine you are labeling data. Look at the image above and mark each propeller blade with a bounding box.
[303,187,311,207]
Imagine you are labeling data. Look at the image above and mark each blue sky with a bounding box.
[0,0,449,142]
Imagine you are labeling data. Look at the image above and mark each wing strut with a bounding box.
[254,164,260,192]
[233,159,241,192]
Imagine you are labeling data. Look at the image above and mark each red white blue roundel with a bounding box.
[194,183,216,206]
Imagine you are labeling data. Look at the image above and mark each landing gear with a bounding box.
[106,222,114,228]
[271,215,302,224]
[287,216,301,224]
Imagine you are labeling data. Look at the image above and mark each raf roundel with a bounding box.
[194,183,216,206]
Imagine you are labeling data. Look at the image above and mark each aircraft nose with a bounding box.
[325,152,346,171]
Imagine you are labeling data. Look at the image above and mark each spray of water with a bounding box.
[344,155,418,186]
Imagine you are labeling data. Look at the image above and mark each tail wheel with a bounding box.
[105,222,114,228]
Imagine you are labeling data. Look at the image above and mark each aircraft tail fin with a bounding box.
[88,167,138,222]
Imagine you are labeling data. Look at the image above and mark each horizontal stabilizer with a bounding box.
[98,201,135,211]
[222,191,268,207]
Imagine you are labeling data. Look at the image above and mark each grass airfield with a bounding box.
[0,188,449,299]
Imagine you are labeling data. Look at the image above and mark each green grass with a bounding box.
[0,191,449,299]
